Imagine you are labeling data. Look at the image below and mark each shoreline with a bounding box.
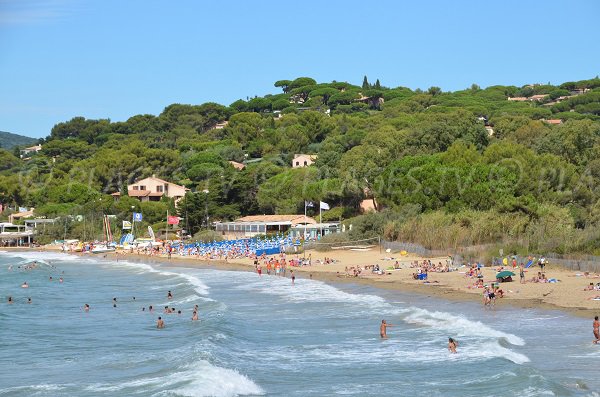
[12,246,597,319]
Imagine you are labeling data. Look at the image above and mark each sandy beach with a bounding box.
[25,244,600,319]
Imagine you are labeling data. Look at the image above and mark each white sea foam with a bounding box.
[462,341,530,364]
[400,307,526,346]
[110,260,210,296]
[235,272,529,365]
[237,276,387,307]
[1,250,82,262]
[85,360,263,397]
[238,273,525,347]
[0,383,71,395]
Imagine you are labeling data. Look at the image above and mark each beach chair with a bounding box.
[525,259,534,268]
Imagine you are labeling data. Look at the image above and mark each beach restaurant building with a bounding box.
[214,215,317,239]
[0,222,34,246]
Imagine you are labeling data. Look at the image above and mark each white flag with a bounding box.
[305,201,314,207]
[319,201,330,210]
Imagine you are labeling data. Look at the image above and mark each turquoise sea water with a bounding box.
[0,250,599,397]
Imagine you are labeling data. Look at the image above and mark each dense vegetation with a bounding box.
[3,75,600,254]
[0,130,37,150]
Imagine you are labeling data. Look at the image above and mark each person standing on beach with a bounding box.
[380,320,395,338]
[593,316,599,344]
[448,338,458,353]
[519,265,525,284]
[157,317,165,328]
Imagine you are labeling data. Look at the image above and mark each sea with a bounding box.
[0,250,598,397]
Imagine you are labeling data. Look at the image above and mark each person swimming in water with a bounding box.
[27,297,32,304]
[21,281,29,288]
[167,291,173,299]
[448,337,458,353]
[192,311,198,321]
[8,296,13,304]
[157,316,165,328]
[380,319,395,338]
[593,316,599,344]
[83,304,90,312]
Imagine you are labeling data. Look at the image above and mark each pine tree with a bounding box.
[374,79,381,89]
[362,75,369,90]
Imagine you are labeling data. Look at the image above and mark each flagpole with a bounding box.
[167,209,169,242]
[303,200,307,261]
[319,203,323,238]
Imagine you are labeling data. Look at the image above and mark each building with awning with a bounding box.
[0,222,34,246]
[290,222,341,239]
[215,214,316,238]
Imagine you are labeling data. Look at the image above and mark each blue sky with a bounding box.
[1,0,599,138]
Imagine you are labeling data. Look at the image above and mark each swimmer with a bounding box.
[113,297,117,303]
[167,291,173,299]
[21,281,29,288]
[149,305,153,312]
[59,277,63,283]
[192,311,198,321]
[380,319,395,339]
[157,316,165,329]
[142,307,146,311]
[49,276,53,281]
[27,297,32,304]
[8,296,13,304]
[84,304,90,312]
[448,337,458,353]
[113,303,117,308]
[291,270,295,285]
[594,316,599,344]
[177,310,182,315]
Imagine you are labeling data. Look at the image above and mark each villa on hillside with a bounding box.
[112,175,188,203]
[20,144,42,159]
[228,161,245,170]
[543,119,563,125]
[292,154,317,168]
[8,208,34,223]
[507,95,548,102]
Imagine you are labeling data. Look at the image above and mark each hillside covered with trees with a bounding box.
[2,75,600,255]
[0,130,37,150]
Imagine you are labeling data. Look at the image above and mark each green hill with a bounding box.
[3,75,600,254]
[0,130,37,149]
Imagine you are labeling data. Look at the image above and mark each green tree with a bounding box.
[362,76,369,90]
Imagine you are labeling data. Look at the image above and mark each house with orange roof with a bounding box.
[120,175,187,203]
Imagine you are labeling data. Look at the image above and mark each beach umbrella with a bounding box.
[496,271,515,281]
